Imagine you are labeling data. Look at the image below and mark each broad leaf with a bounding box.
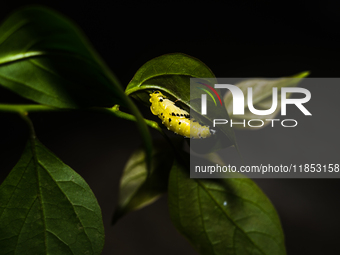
[112,138,182,224]
[125,53,237,147]
[0,6,153,175]
[125,53,216,100]
[223,72,309,130]
[168,158,286,255]
[0,6,126,108]
[0,139,104,255]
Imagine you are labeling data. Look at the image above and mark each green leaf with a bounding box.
[0,139,105,255]
[112,138,182,224]
[0,6,153,176]
[0,6,127,108]
[223,71,309,130]
[125,53,237,148]
[126,53,215,99]
[168,158,286,255]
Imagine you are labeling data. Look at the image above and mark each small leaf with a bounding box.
[168,158,286,255]
[125,53,237,148]
[223,71,309,130]
[0,139,105,255]
[112,138,182,224]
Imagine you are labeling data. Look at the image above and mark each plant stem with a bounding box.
[0,104,59,113]
[19,112,36,138]
[104,105,165,134]
[0,104,165,134]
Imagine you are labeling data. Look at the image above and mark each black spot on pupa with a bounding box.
[159,99,163,102]
[181,114,184,116]
[179,122,181,125]
[161,113,163,116]
[172,113,176,116]
[176,114,180,116]
[169,118,171,122]
[154,91,159,94]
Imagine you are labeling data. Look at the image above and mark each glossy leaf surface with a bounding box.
[168,158,286,255]
[0,6,127,108]
[0,139,105,255]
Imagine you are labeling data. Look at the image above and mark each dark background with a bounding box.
[1,1,340,254]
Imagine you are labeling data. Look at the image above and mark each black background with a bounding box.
[1,1,340,254]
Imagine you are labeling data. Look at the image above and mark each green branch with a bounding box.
[19,112,36,137]
[98,105,165,134]
[0,103,165,134]
[0,104,59,113]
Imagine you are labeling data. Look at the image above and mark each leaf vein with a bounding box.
[13,197,39,253]
[197,180,268,255]
[206,186,282,232]
[197,185,216,254]
[37,162,94,254]
[0,157,33,220]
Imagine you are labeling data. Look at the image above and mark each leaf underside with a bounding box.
[0,6,125,108]
[125,53,237,148]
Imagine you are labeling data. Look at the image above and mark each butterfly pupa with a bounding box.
[149,90,216,138]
